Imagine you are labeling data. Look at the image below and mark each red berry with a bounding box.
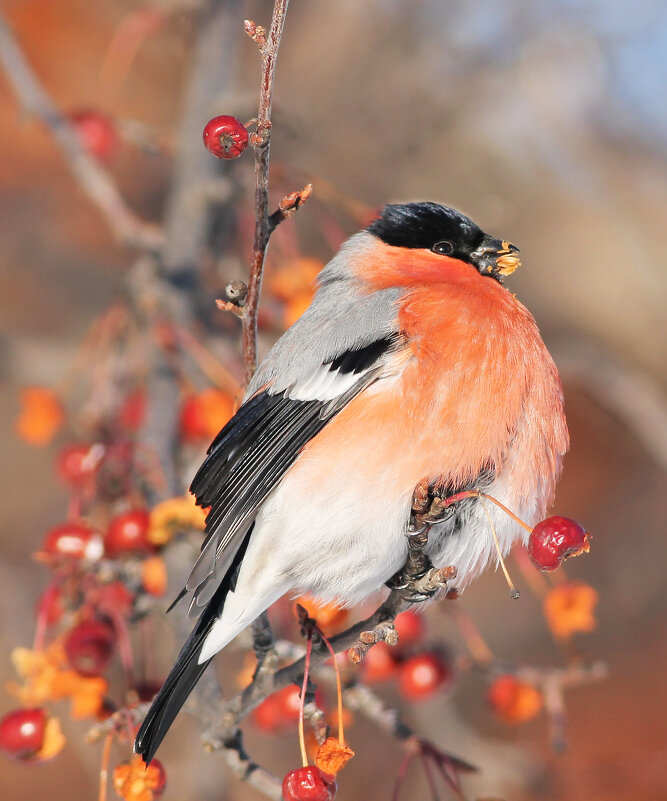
[398,652,453,701]
[43,521,104,560]
[282,766,336,801]
[64,619,116,677]
[253,684,302,732]
[95,441,133,500]
[0,708,46,761]
[361,643,398,683]
[97,581,135,618]
[148,758,167,797]
[67,109,118,161]
[105,510,152,555]
[56,442,103,487]
[393,611,425,650]
[528,516,590,572]
[203,115,248,159]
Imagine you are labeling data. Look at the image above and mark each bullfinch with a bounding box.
[135,201,569,763]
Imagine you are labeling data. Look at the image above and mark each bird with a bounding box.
[135,201,569,763]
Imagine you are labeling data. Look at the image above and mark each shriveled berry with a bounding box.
[43,521,104,560]
[528,516,590,572]
[282,765,336,801]
[0,708,46,761]
[64,619,116,677]
[67,109,118,161]
[398,652,453,701]
[203,115,248,159]
[105,510,152,555]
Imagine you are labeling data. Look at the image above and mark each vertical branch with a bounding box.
[242,0,290,386]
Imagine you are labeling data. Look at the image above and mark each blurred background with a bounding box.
[0,1,665,800]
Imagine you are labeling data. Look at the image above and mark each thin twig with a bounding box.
[242,0,290,386]
[0,13,162,251]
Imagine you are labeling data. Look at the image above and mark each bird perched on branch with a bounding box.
[135,201,568,763]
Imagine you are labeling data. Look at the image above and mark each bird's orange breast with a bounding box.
[299,247,568,509]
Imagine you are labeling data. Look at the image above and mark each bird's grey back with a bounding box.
[247,233,401,397]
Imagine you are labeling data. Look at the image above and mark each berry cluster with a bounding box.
[363,612,453,701]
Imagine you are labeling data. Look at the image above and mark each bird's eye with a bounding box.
[432,241,453,255]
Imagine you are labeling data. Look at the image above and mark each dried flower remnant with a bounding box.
[544,582,599,639]
[147,495,207,546]
[113,755,166,801]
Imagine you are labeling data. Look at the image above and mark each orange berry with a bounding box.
[295,595,349,634]
[141,556,168,596]
[268,257,322,302]
[179,389,234,442]
[15,387,64,446]
[488,675,542,723]
[283,290,315,329]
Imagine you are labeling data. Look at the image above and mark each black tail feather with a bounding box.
[134,627,212,764]
[134,527,252,764]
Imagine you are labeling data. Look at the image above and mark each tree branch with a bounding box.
[241,0,290,386]
[0,12,162,251]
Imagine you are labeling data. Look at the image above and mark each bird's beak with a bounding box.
[471,236,521,278]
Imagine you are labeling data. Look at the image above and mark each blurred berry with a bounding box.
[67,109,118,161]
[488,675,542,723]
[105,510,152,555]
[64,619,116,677]
[393,611,424,651]
[43,521,103,560]
[55,442,103,487]
[0,708,46,761]
[179,389,234,442]
[398,652,453,700]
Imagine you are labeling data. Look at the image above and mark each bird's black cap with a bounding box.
[366,201,520,279]
[366,202,485,252]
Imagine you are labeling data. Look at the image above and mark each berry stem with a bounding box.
[298,631,312,768]
[477,496,520,599]
[318,631,346,746]
[107,609,135,687]
[444,490,533,533]
[98,731,113,801]
[32,584,56,651]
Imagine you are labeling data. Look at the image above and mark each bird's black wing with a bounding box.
[181,334,402,612]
